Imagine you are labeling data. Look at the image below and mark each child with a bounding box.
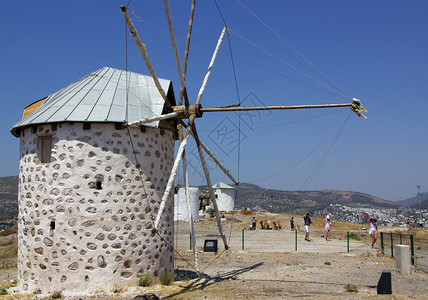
[324,215,331,241]
[369,217,378,248]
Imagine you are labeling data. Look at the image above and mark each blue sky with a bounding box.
[1,1,427,201]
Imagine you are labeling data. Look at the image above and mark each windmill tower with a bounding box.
[10,67,178,292]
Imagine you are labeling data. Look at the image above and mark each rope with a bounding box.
[229,29,351,100]
[127,11,349,100]
[299,111,351,190]
[234,0,352,100]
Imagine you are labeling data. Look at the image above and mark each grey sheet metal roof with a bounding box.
[11,67,175,137]
[212,182,234,189]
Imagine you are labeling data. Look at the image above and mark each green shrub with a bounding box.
[348,232,361,240]
[139,273,152,287]
[51,290,62,299]
[160,270,176,286]
[344,283,358,292]
[0,287,7,295]
[113,287,122,293]
[324,261,331,265]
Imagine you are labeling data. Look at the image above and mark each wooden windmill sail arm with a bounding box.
[200,103,352,112]
[190,122,229,250]
[153,118,194,230]
[182,0,196,90]
[178,119,238,185]
[121,5,172,111]
[126,111,183,127]
[196,26,228,105]
[163,0,190,107]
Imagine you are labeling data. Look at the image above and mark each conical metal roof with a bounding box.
[212,182,234,189]
[11,67,175,137]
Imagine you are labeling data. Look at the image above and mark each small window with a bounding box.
[39,136,53,163]
[96,181,102,190]
[50,220,55,230]
[83,123,91,130]
[215,194,218,199]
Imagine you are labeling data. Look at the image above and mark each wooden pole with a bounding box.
[178,120,238,185]
[163,0,190,106]
[201,103,352,113]
[153,119,194,230]
[196,26,227,105]
[191,123,229,250]
[126,111,182,127]
[121,5,172,111]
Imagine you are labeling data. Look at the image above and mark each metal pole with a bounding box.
[295,229,297,251]
[242,229,244,250]
[190,232,192,250]
[410,234,415,265]
[381,232,384,253]
[390,232,394,258]
[417,185,421,221]
[347,231,350,253]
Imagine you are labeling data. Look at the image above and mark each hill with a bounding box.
[0,177,400,228]
[0,176,19,229]
[0,176,18,204]
[235,182,399,214]
[400,192,428,207]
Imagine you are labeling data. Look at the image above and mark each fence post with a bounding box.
[190,233,192,250]
[399,233,403,245]
[242,229,244,250]
[347,232,350,253]
[390,232,394,258]
[295,229,297,251]
[381,232,384,253]
[410,234,415,265]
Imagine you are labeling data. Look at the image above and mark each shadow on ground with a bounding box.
[163,262,264,299]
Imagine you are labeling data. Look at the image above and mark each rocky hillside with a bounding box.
[234,182,399,214]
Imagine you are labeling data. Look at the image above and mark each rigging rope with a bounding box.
[299,111,351,190]
[246,110,350,186]
[234,0,352,100]
[127,11,349,100]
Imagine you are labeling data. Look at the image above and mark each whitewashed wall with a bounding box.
[174,187,199,222]
[215,188,235,212]
[16,122,175,292]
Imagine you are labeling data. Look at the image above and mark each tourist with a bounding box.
[290,217,295,231]
[251,216,257,230]
[324,215,331,241]
[303,213,312,241]
[259,220,265,229]
[369,217,378,248]
[266,220,272,230]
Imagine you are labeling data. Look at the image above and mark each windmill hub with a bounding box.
[172,104,204,119]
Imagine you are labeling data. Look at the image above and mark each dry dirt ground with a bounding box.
[1,212,427,299]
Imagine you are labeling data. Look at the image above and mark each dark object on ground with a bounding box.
[134,294,160,300]
[377,270,392,294]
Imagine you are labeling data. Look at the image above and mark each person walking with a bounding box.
[303,213,312,241]
[369,217,378,248]
[324,215,331,241]
[290,217,295,231]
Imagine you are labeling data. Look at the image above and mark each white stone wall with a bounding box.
[174,187,200,222]
[215,189,235,212]
[17,123,175,292]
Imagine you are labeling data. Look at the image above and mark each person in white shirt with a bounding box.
[369,217,378,248]
[324,215,332,241]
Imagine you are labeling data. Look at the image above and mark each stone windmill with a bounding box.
[10,1,366,293]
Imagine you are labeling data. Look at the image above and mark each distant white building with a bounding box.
[174,186,200,222]
[212,182,235,211]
